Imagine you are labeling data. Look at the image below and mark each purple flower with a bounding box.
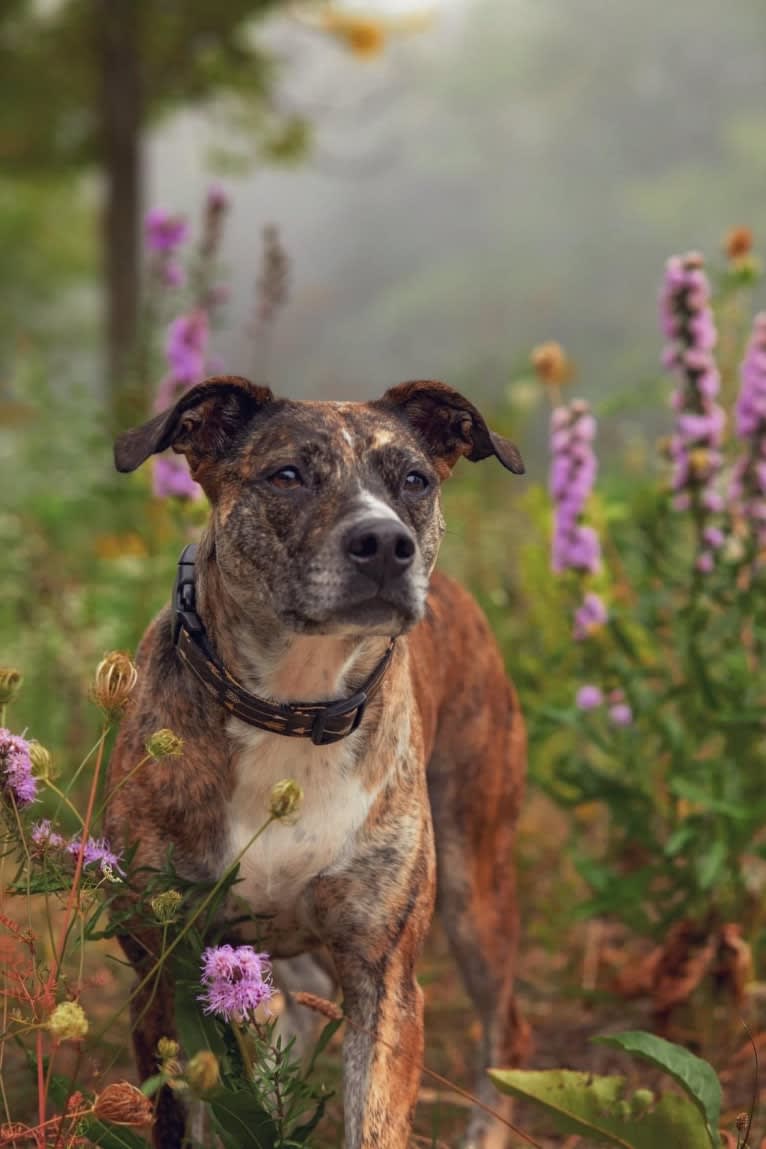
[145,209,189,253]
[165,310,209,385]
[162,260,186,289]
[206,184,229,214]
[573,591,608,640]
[152,456,202,501]
[199,945,274,1021]
[67,834,123,877]
[549,401,602,574]
[730,312,766,548]
[576,685,603,711]
[695,551,715,573]
[31,820,65,849]
[659,252,725,536]
[0,730,37,806]
[702,526,725,550]
[609,702,633,728]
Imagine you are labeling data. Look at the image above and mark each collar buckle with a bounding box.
[172,543,203,646]
[311,691,368,746]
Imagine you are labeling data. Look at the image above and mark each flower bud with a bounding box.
[156,1036,180,1061]
[186,1050,220,1096]
[531,341,572,386]
[93,1083,153,1127]
[47,1001,88,1042]
[91,653,138,717]
[28,741,53,780]
[150,889,183,924]
[0,669,22,706]
[724,227,753,264]
[269,778,303,821]
[145,729,183,760]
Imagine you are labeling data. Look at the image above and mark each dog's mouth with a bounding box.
[283,588,425,636]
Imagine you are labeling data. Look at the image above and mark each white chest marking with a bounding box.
[221,723,373,915]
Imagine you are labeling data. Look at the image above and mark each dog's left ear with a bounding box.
[378,380,525,476]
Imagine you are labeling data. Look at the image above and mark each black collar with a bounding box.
[171,544,396,746]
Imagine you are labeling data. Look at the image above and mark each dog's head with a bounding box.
[114,376,524,635]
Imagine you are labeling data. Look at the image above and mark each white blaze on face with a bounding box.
[353,490,405,526]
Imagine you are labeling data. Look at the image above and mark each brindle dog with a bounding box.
[107,376,529,1149]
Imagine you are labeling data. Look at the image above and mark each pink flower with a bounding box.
[573,592,608,640]
[145,209,189,253]
[165,310,209,385]
[576,685,603,711]
[153,457,201,501]
[609,702,633,728]
[199,946,273,1021]
[549,402,601,575]
[0,730,37,806]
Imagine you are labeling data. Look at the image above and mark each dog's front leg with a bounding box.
[318,824,435,1149]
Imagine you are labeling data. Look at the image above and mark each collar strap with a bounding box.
[171,544,396,747]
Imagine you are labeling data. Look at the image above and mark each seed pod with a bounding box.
[93,1083,153,1127]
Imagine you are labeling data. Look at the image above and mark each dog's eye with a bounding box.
[268,466,304,489]
[403,471,430,495]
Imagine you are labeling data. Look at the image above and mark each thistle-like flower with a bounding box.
[145,729,184,761]
[0,730,37,806]
[199,945,273,1022]
[47,1001,88,1042]
[150,889,183,924]
[0,669,22,707]
[91,653,138,717]
[576,685,603,711]
[67,834,124,879]
[269,778,303,821]
[186,1050,220,1096]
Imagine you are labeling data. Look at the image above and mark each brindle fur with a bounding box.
[106,377,529,1149]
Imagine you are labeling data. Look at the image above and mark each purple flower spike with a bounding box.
[153,456,202,501]
[730,312,766,549]
[199,945,274,1022]
[576,685,603,711]
[573,591,608,640]
[145,209,189,253]
[0,730,37,806]
[549,400,602,574]
[165,310,209,385]
[659,252,725,535]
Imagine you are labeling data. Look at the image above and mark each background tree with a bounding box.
[0,0,299,417]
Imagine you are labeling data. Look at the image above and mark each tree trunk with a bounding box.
[98,0,142,427]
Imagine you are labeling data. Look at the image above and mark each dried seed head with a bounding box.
[93,1083,153,1127]
[725,227,753,263]
[28,741,53,780]
[186,1050,220,1096]
[0,670,22,706]
[145,729,183,760]
[47,1001,88,1042]
[150,889,183,924]
[0,1123,36,1146]
[736,1112,750,1132]
[91,653,138,717]
[269,778,303,821]
[292,991,344,1021]
[531,341,572,386]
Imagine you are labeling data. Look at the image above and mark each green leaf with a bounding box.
[208,1090,278,1149]
[489,1068,712,1149]
[305,1016,343,1079]
[593,1031,720,1146]
[79,1120,151,1149]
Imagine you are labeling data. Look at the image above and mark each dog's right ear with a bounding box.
[113,376,274,476]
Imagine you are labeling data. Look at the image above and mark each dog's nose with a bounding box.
[345,518,416,586]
